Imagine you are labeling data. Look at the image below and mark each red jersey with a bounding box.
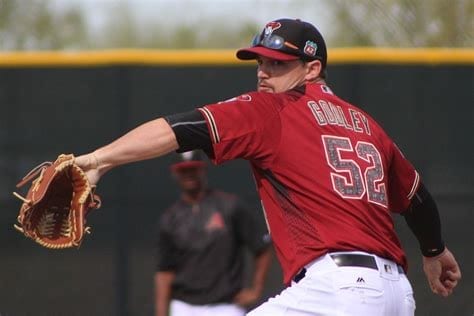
[198,83,420,284]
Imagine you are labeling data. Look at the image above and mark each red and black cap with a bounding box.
[236,18,327,69]
[170,150,207,171]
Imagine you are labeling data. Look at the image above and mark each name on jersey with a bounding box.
[308,100,371,135]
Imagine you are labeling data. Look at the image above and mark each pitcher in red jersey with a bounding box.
[75,18,461,316]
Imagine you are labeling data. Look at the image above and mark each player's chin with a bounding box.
[258,85,274,93]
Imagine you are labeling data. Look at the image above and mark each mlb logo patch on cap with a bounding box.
[304,40,318,57]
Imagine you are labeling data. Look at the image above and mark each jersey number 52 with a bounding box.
[322,135,388,208]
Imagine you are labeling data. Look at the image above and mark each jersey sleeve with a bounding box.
[387,143,421,213]
[232,198,271,255]
[198,92,281,169]
[164,110,214,156]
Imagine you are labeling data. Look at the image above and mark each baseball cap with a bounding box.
[236,18,327,69]
[170,150,207,171]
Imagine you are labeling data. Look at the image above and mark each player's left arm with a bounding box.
[402,183,462,297]
[75,118,179,186]
[75,93,279,184]
[387,141,461,297]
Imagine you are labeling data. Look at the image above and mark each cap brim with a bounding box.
[236,46,300,61]
[171,161,206,171]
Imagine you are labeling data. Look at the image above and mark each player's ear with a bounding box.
[304,60,322,81]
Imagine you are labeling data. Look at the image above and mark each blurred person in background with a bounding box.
[154,150,272,316]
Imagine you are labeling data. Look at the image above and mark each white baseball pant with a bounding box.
[248,251,415,316]
[170,299,246,316]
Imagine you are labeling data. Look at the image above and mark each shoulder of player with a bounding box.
[346,101,392,139]
[208,189,239,203]
[257,83,328,110]
[335,98,398,155]
[159,200,185,224]
[255,90,300,107]
[217,91,287,111]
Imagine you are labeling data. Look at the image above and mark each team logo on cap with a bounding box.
[304,40,318,57]
[264,21,281,36]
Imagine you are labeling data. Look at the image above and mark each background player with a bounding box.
[154,150,272,316]
[75,18,461,315]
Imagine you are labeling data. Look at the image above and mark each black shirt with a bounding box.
[156,189,270,305]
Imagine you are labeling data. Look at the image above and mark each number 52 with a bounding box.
[322,135,388,208]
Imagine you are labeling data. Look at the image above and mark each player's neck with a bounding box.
[310,77,326,85]
[182,188,207,204]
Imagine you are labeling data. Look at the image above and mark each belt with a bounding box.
[293,254,404,283]
[330,254,404,274]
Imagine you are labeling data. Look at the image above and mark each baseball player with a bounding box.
[75,18,461,315]
[154,150,272,316]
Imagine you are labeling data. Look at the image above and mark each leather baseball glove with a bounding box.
[13,154,101,249]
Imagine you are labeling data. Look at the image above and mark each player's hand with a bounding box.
[422,247,461,297]
[233,287,261,307]
[74,153,102,186]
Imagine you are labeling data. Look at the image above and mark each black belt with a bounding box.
[293,254,404,283]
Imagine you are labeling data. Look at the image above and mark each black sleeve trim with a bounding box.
[403,182,445,257]
[164,110,214,157]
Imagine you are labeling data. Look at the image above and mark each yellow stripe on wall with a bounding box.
[329,48,474,64]
[0,48,473,67]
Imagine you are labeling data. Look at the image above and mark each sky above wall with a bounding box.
[58,0,330,39]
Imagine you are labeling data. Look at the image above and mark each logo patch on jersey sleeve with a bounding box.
[321,85,333,95]
[218,94,252,104]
